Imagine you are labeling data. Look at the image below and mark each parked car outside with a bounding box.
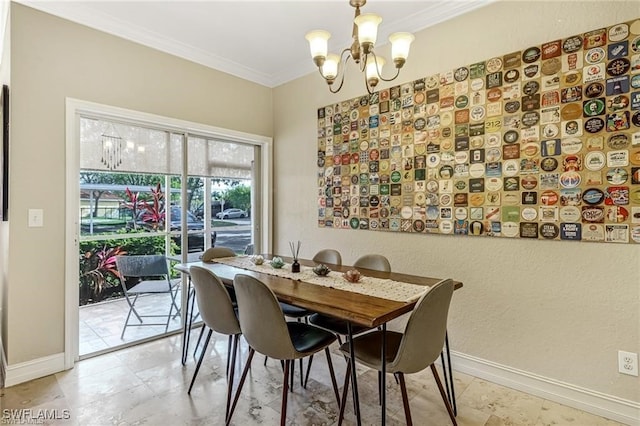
[127,206,216,252]
[193,201,227,220]
[216,208,248,219]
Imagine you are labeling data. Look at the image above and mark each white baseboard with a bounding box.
[449,351,640,426]
[3,353,65,388]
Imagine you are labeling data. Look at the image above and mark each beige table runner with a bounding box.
[212,256,429,302]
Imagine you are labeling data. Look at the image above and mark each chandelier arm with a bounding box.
[318,48,352,93]
[377,67,401,83]
[363,68,374,95]
[369,50,402,82]
[358,53,367,73]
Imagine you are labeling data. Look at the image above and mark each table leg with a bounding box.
[347,322,361,426]
[381,323,386,426]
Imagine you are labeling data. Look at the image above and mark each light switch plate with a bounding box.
[28,209,44,227]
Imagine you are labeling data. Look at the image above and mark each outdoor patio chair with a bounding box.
[115,255,180,339]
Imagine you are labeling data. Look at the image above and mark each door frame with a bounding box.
[64,98,272,369]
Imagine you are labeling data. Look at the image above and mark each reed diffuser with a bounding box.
[289,240,301,273]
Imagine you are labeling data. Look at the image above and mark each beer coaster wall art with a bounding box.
[316,18,640,244]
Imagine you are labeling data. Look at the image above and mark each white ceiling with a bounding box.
[17,0,492,88]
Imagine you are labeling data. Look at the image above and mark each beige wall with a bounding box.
[273,1,640,403]
[0,0,10,362]
[4,3,272,364]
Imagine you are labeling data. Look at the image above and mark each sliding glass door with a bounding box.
[76,115,258,358]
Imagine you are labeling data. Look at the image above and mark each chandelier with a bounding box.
[305,0,415,94]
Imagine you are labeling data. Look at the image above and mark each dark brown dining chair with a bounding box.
[187,266,241,422]
[228,274,340,426]
[337,278,457,426]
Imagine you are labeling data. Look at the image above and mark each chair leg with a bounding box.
[226,348,255,426]
[430,364,458,426]
[226,335,232,378]
[304,354,314,388]
[225,334,240,421]
[193,324,206,358]
[397,373,412,426]
[337,361,351,426]
[325,347,340,407]
[281,359,290,426]
[299,358,304,388]
[187,328,212,394]
[165,289,178,333]
[120,294,140,339]
[289,357,294,391]
[129,295,143,322]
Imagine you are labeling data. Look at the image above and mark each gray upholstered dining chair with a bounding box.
[191,247,237,357]
[337,278,457,426]
[201,246,236,262]
[227,274,341,426]
[115,255,180,339]
[187,266,241,422]
[353,253,391,272]
[312,249,342,266]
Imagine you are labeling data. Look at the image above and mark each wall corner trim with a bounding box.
[4,353,65,387]
[451,351,640,426]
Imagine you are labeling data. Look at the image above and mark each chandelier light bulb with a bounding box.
[321,54,340,82]
[389,32,415,68]
[354,13,382,54]
[305,30,331,67]
[365,56,385,88]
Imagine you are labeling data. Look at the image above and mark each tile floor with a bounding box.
[79,292,187,357]
[1,330,626,426]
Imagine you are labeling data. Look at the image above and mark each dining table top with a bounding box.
[174,254,462,328]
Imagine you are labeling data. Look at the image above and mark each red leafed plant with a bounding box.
[121,187,140,230]
[121,183,166,231]
[139,183,165,229]
[79,245,127,304]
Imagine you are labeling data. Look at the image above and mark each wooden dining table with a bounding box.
[174,255,462,426]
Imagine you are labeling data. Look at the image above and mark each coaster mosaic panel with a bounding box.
[317,18,640,244]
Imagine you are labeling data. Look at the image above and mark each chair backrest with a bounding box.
[312,249,342,266]
[115,255,169,278]
[201,246,236,262]
[233,274,297,360]
[390,278,454,374]
[353,254,391,272]
[189,266,241,336]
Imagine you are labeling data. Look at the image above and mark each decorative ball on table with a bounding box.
[270,256,285,269]
[312,264,331,276]
[343,269,361,283]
